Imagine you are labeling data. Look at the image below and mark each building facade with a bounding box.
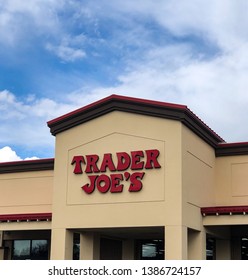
[1,94,248,260]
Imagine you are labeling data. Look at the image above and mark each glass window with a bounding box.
[12,240,48,260]
[73,233,80,260]
[139,239,164,260]
[31,240,48,260]
[13,240,30,260]
[206,238,216,260]
[241,237,248,260]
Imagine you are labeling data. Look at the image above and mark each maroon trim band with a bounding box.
[0,213,52,222]
[201,206,248,216]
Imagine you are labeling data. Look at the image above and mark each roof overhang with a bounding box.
[216,142,248,156]
[0,158,54,174]
[47,94,224,148]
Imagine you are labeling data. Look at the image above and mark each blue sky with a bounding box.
[1,0,248,161]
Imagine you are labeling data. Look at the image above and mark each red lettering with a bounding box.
[81,175,97,194]
[129,172,145,192]
[110,174,124,193]
[85,154,100,173]
[75,149,161,195]
[71,156,85,174]
[96,175,111,193]
[100,153,116,172]
[145,149,161,169]
[116,152,131,171]
[131,150,144,170]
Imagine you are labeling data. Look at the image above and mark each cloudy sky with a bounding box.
[1,0,248,162]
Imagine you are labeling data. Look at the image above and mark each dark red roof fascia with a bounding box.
[0,213,52,222]
[216,142,248,157]
[0,158,54,174]
[47,94,224,147]
[47,94,186,126]
[201,206,248,216]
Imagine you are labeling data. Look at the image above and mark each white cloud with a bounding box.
[45,33,87,62]
[0,90,78,150]
[0,1,90,64]
[23,156,40,161]
[0,146,39,162]
[68,40,248,143]
[62,0,248,142]
[93,0,248,52]
[0,146,21,162]
[46,43,86,62]
[0,0,64,46]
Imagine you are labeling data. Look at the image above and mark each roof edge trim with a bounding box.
[216,142,248,157]
[0,158,54,174]
[47,94,224,147]
[0,212,52,222]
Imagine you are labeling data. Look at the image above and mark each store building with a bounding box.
[1,94,248,260]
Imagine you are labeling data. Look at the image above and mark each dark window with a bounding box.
[12,240,49,260]
[73,233,80,260]
[138,239,164,260]
[206,238,215,260]
[100,238,122,260]
[241,237,248,260]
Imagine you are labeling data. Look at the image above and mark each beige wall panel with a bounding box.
[0,171,53,214]
[184,203,203,231]
[182,126,215,208]
[203,215,248,226]
[215,156,248,206]
[181,126,216,236]
[67,133,165,205]
[52,111,183,229]
[182,126,215,206]
[182,126,215,167]
[55,111,180,150]
[184,152,214,206]
[231,162,248,196]
[53,203,168,229]
[0,222,51,231]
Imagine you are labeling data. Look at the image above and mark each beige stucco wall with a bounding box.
[182,126,216,207]
[52,111,183,230]
[215,155,248,206]
[0,170,53,215]
[181,125,216,231]
[182,125,248,230]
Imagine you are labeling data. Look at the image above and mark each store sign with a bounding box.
[71,149,161,194]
